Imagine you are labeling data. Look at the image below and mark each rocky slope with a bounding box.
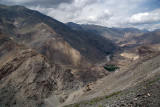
[0,4,116,63]
[0,4,112,107]
[106,45,160,68]
[0,33,62,107]
[66,75,160,107]
[63,44,160,107]
[118,31,160,48]
[0,33,109,107]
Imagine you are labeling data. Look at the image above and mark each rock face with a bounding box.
[0,33,108,107]
[0,5,117,63]
[0,33,61,106]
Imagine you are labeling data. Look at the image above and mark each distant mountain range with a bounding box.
[154,29,160,32]
[118,31,160,48]
[66,22,160,50]
[66,22,149,42]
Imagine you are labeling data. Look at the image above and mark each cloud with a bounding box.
[128,9,160,24]
[150,23,160,31]
[29,0,112,25]
[0,0,160,30]
[0,0,74,7]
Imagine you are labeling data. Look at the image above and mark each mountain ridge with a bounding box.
[0,4,117,64]
[0,31,109,107]
[66,22,149,42]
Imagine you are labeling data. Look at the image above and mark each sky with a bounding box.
[0,0,160,30]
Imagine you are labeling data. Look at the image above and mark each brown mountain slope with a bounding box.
[66,22,149,42]
[16,22,90,68]
[118,31,160,48]
[0,33,63,106]
[62,44,160,106]
[0,5,117,64]
[66,75,160,107]
[0,13,90,68]
[135,31,160,45]
[0,33,108,107]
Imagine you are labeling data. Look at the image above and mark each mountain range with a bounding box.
[66,22,149,42]
[0,4,160,107]
[0,4,116,64]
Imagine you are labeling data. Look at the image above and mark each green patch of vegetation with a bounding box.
[99,104,103,107]
[105,91,122,99]
[65,103,80,107]
[74,104,80,107]
[21,28,33,34]
[104,65,119,72]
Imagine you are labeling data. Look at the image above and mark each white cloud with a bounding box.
[88,16,97,21]
[128,9,160,24]
[0,0,74,7]
[29,0,112,25]
[150,23,160,30]
[2,0,160,30]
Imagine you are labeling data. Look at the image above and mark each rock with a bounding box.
[147,93,151,97]
[83,85,91,92]
[134,98,138,101]
[59,97,65,103]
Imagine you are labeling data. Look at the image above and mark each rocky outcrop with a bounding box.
[0,33,108,107]
[0,34,57,106]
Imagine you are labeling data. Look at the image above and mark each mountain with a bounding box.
[154,29,160,32]
[134,31,160,45]
[118,31,160,48]
[0,4,159,107]
[66,22,83,31]
[0,32,109,107]
[0,4,113,107]
[63,44,160,107]
[66,22,149,42]
[0,32,64,106]
[0,5,116,64]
